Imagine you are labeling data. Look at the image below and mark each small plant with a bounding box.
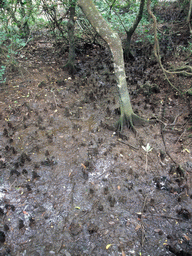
[142,143,153,172]
[0,66,6,84]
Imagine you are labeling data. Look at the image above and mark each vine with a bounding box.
[147,0,192,94]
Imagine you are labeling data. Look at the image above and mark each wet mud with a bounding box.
[0,25,192,256]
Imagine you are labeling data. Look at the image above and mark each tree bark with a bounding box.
[187,0,192,33]
[65,0,76,74]
[78,0,145,131]
[124,0,145,60]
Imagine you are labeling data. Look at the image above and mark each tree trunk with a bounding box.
[187,0,192,33]
[124,0,145,60]
[65,1,76,75]
[77,0,145,131]
[124,32,134,60]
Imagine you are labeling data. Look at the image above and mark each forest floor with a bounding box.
[0,3,192,256]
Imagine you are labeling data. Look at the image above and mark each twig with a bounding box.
[147,0,192,96]
[70,181,76,207]
[171,113,183,126]
[103,0,127,31]
[150,114,182,127]
[160,97,177,165]
[117,139,139,151]
[144,214,184,221]
[141,221,145,247]
[175,127,187,144]
[51,89,58,109]
[96,170,109,179]
[9,178,17,189]
[142,195,149,213]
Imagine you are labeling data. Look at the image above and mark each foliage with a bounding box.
[0,66,6,84]
[41,0,70,44]
[178,42,192,55]
[142,143,153,153]
[93,0,157,47]
[0,28,27,83]
[178,0,190,11]
[0,0,191,84]
[95,0,142,32]
[0,0,41,38]
[0,0,42,84]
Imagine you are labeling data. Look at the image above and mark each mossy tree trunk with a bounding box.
[187,0,192,33]
[78,0,146,131]
[124,0,145,60]
[65,0,76,75]
[4,0,32,39]
[18,0,31,38]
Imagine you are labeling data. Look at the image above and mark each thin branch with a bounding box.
[117,138,139,151]
[144,213,185,221]
[147,0,192,94]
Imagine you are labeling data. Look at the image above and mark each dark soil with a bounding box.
[0,9,192,256]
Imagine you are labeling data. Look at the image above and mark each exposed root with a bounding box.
[147,0,192,95]
[64,62,76,75]
[116,112,148,132]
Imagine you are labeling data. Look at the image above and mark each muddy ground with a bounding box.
[0,11,192,256]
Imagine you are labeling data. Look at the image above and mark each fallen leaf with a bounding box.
[122,250,126,256]
[183,148,190,153]
[183,235,190,241]
[106,244,112,250]
[154,229,161,233]
[81,163,86,169]
[135,224,141,230]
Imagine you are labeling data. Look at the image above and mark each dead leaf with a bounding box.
[106,244,112,250]
[154,229,161,233]
[135,224,141,230]
[81,163,86,169]
[183,235,190,241]
[122,250,126,256]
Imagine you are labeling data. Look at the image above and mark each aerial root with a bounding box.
[63,62,76,75]
[116,112,148,133]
